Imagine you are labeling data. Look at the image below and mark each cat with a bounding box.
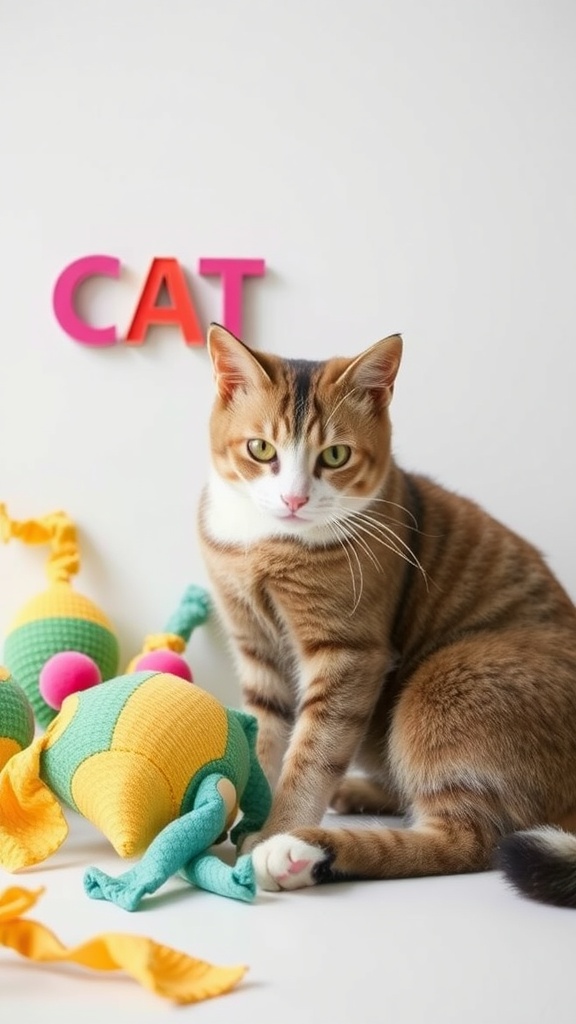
[198,322,576,906]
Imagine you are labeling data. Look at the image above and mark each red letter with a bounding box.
[198,258,265,338]
[125,258,204,345]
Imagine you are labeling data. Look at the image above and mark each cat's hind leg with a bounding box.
[330,775,401,815]
[252,630,576,891]
[251,634,524,892]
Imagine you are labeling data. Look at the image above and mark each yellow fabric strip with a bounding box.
[0,887,247,1004]
[141,633,186,655]
[0,737,69,870]
[0,505,80,584]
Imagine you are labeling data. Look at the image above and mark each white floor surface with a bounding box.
[0,807,573,1024]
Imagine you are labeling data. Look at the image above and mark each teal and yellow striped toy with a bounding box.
[0,504,119,727]
[0,665,35,771]
[0,670,271,910]
[1,505,212,730]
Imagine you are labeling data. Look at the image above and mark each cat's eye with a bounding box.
[319,445,351,469]
[247,438,277,463]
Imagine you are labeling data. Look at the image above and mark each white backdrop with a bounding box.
[1,0,575,705]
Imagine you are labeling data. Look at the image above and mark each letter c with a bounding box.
[52,255,121,346]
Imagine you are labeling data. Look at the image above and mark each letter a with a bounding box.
[125,258,204,345]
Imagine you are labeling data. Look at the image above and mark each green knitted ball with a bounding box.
[0,670,35,769]
[4,618,119,728]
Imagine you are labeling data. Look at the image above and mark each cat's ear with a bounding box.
[207,323,271,402]
[336,334,403,408]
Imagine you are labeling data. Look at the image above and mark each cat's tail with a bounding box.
[497,826,576,908]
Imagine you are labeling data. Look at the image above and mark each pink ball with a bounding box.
[39,651,102,709]
[133,650,193,682]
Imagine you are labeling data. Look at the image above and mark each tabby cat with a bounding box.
[198,323,576,907]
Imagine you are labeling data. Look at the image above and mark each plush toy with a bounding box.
[0,666,35,772]
[0,504,211,726]
[0,504,119,727]
[0,670,271,910]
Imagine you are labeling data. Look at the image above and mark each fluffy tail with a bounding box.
[497,827,576,908]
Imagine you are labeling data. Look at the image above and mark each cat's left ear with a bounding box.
[207,323,271,403]
[336,334,403,408]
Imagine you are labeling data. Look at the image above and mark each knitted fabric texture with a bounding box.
[42,671,235,855]
[1,505,119,727]
[164,584,211,642]
[126,583,211,670]
[0,672,272,908]
[0,668,35,771]
[5,593,119,727]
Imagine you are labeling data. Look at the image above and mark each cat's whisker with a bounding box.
[331,514,383,573]
[350,508,416,555]
[359,519,429,583]
[344,495,419,529]
[344,509,431,592]
[374,520,430,587]
[331,512,384,587]
[346,506,421,533]
[326,519,364,613]
[345,519,413,572]
[343,514,404,560]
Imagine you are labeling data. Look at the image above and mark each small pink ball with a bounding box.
[39,651,102,710]
[133,650,193,682]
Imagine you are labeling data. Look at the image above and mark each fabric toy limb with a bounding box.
[126,584,211,678]
[164,584,211,642]
[180,852,256,903]
[230,710,273,848]
[84,773,248,910]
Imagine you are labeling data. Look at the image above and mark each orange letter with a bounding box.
[125,258,204,345]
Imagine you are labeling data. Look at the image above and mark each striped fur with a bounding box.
[198,323,576,902]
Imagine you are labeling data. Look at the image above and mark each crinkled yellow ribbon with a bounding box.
[0,505,80,584]
[0,886,247,1004]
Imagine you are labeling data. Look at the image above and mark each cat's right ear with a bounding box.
[207,324,271,403]
[335,333,403,409]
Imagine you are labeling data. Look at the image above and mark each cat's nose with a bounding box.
[281,494,309,514]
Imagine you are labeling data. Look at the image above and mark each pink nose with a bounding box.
[281,494,309,514]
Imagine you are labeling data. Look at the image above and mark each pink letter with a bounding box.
[52,255,121,346]
[198,258,265,337]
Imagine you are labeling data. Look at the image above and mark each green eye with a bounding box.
[247,439,277,463]
[320,445,351,469]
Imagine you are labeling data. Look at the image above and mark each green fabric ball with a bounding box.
[0,670,35,768]
[4,618,119,728]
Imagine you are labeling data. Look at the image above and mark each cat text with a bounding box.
[52,255,266,347]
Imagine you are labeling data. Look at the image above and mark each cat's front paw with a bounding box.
[252,834,328,891]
